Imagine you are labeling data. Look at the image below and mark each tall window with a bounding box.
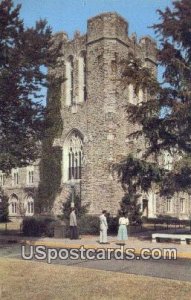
[65,56,74,106]
[128,84,143,105]
[12,202,17,214]
[9,194,18,215]
[29,171,34,184]
[138,89,144,103]
[12,169,19,186]
[128,84,134,104]
[68,134,83,180]
[0,173,5,186]
[26,196,34,215]
[180,198,185,213]
[166,198,172,212]
[78,52,86,102]
[63,130,83,182]
[26,166,34,185]
[28,170,34,185]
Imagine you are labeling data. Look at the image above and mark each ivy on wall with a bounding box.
[36,75,64,213]
[0,189,9,222]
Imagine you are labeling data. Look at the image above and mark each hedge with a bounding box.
[143,217,191,226]
[22,216,56,237]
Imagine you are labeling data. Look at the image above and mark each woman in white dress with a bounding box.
[117,212,129,244]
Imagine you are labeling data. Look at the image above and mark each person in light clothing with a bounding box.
[69,208,78,239]
[99,210,108,244]
[117,212,129,244]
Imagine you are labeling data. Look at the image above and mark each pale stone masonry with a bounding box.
[1,12,191,219]
[0,163,39,218]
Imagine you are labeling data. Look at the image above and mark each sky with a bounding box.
[12,0,173,104]
[14,0,173,40]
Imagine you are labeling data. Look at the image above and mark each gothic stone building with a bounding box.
[1,13,191,219]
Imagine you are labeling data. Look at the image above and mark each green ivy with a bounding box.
[36,76,64,213]
[0,189,9,222]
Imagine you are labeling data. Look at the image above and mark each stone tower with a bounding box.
[1,12,190,220]
[51,12,157,215]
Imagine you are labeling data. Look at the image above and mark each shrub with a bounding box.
[78,215,100,235]
[60,192,91,236]
[62,193,89,220]
[61,195,122,236]
[143,216,191,229]
[107,215,118,235]
[22,216,56,237]
[119,193,142,225]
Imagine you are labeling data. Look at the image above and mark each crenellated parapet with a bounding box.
[139,35,157,74]
[87,12,128,44]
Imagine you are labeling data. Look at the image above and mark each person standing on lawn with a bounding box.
[69,207,78,239]
[99,210,109,244]
[117,212,129,245]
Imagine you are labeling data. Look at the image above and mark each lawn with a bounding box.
[0,222,21,235]
[0,258,191,300]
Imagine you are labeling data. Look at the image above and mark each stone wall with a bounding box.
[51,12,190,218]
[0,163,39,219]
[51,12,159,216]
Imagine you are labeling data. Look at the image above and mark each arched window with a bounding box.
[63,130,83,182]
[78,52,86,102]
[9,194,18,215]
[68,134,83,180]
[26,196,34,215]
[22,195,34,216]
[65,56,74,106]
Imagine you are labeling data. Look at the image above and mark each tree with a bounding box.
[0,190,9,222]
[62,193,88,220]
[120,193,142,225]
[0,0,62,172]
[116,0,191,198]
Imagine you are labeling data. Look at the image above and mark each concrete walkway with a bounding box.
[0,234,191,259]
